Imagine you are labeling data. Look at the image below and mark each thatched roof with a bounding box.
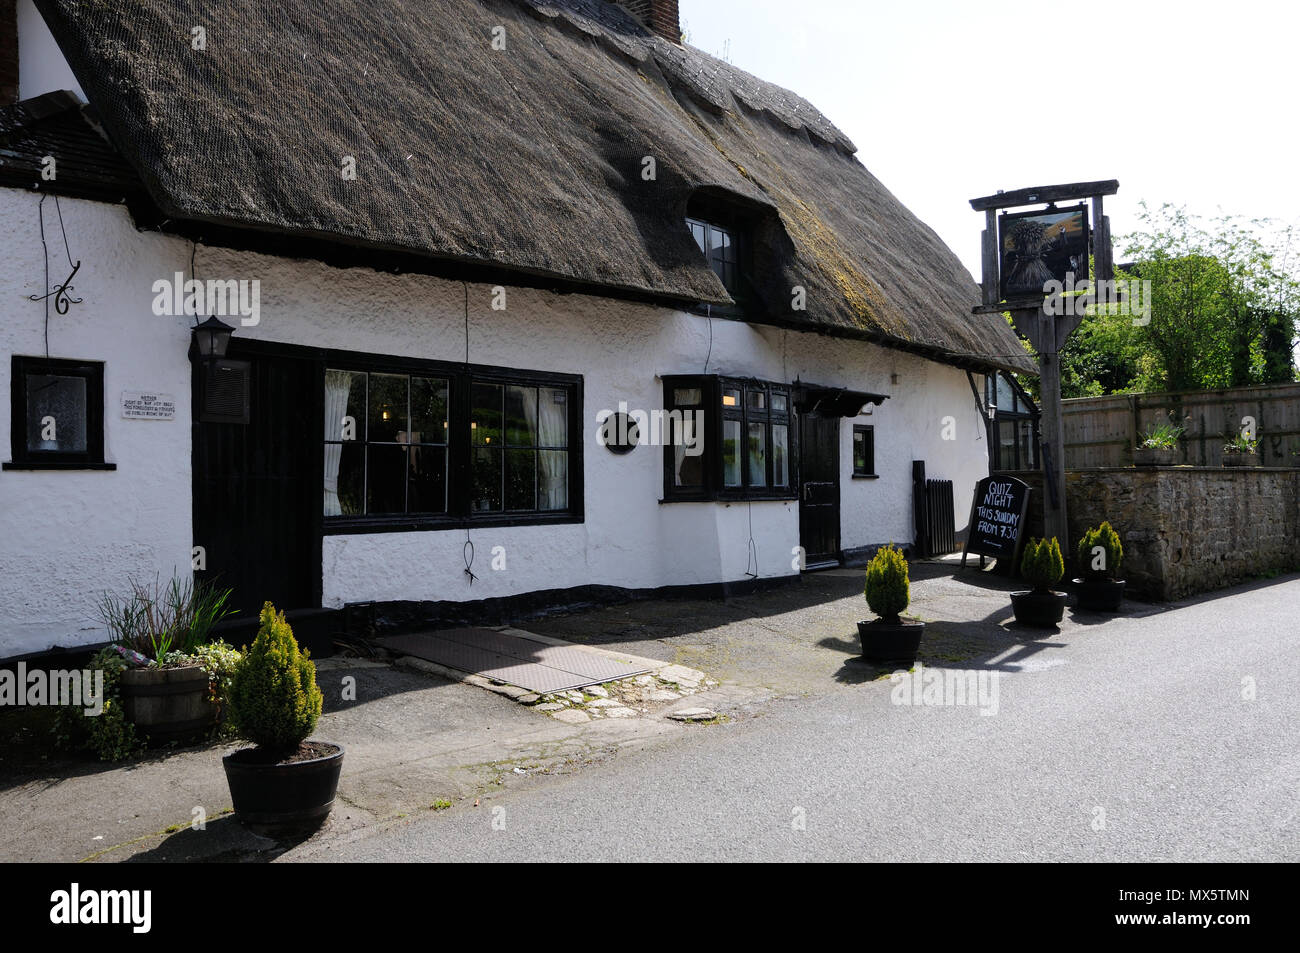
[0,90,140,201]
[32,0,1033,373]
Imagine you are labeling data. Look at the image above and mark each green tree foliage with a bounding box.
[228,603,323,751]
[864,543,910,623]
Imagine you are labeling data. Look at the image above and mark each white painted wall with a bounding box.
[16,0,84,101]
[0,190,990,657]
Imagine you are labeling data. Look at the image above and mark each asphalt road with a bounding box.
[311,575,1299,862]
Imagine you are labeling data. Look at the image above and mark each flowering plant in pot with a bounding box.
[1011,537,1067,628]
[223,603,342,835]
[1222,433,1260,467]
[1073,522,1125,612]
[1133,422,1183,467]
[857,543,924,663]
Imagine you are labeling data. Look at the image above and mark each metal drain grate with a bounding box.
[379,627,652,694]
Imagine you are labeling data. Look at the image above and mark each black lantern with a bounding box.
[192,315,234,360]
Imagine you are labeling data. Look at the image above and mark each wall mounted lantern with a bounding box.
[191,315,234,361]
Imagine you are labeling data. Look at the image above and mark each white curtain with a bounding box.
[323,369,353,516]
[673,414,696,487]
[537,387,567,510]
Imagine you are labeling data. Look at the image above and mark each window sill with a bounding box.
[3,461,117,471]
[660,494,797,504]
[851,473,880,480]
[324,512,583,535]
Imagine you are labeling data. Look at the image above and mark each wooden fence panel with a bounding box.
[1062,382,1300,467]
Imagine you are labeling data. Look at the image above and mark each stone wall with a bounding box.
[1004,468,1300,600]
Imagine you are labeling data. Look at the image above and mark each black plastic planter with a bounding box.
[857,619,925,664]
[223,742,344,835]
[1074,577,1125,612]
[1010,590,1067,628]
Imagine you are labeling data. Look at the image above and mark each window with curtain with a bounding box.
[662,375,793,502]
[470,382,569,513]
[324,360,579,529]
[323,369,448,517]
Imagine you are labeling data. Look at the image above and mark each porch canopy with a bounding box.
[792,383,888,417]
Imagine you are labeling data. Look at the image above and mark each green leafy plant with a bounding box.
[52,647,144,762]
[228,603,323,751]
[1137,422,1184,450]
[1076,522,1124,580]
[97,576,236,661]
[1224,432,1258,454]
[160,640,242,732]
[1020,537,1065,592]
[864,543,910,624]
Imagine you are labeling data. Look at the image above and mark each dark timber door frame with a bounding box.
[192,339,323,617]
[798,412,840,569]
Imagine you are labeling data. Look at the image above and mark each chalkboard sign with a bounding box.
[961,475,1032,568]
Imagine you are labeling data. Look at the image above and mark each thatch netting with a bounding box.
[33,0,1033,372]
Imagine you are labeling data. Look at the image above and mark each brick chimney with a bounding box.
[1,0,18,105]
[616,0,681,44]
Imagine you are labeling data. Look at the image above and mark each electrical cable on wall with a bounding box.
[462,280,477,584]
[703,304,713,373]
[745,501,759,579]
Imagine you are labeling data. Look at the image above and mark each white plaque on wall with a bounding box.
[121,391,176,420]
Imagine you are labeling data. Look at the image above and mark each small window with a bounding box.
[852,425,875,477]
[5,356,112,470]
[685,216,744,298]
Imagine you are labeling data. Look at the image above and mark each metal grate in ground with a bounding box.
[378,627,653,694]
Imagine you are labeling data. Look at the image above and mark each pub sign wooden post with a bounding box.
[968,180,1119,556]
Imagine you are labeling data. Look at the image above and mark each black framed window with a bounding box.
[986,372,1039,471]
[852,425,875,477]
[324,358,580,531]
[663,374,792,502]
[470,381,570,514]
[324,369,449,517]
[686,217,741,295]
[4,356,113,470]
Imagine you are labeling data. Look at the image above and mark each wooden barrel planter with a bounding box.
[119,665,216,745]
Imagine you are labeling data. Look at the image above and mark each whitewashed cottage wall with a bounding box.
[0,190,989,656]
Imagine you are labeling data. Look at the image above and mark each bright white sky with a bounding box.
[682,0,1300,280]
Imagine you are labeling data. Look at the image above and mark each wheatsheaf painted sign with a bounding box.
[120,391,176,420]
[961,475,1032,565]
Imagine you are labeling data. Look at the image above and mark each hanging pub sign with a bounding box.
[998,204,1089,299]
[961,475,1032,568]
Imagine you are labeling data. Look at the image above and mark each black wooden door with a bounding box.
[798,413,840,567]
[192,350,320,618]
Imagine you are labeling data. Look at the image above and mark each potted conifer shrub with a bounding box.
[1073,522,1126,612]
[857,543,925,663]
[1011,537,1067,628]
[222,603,343,834]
